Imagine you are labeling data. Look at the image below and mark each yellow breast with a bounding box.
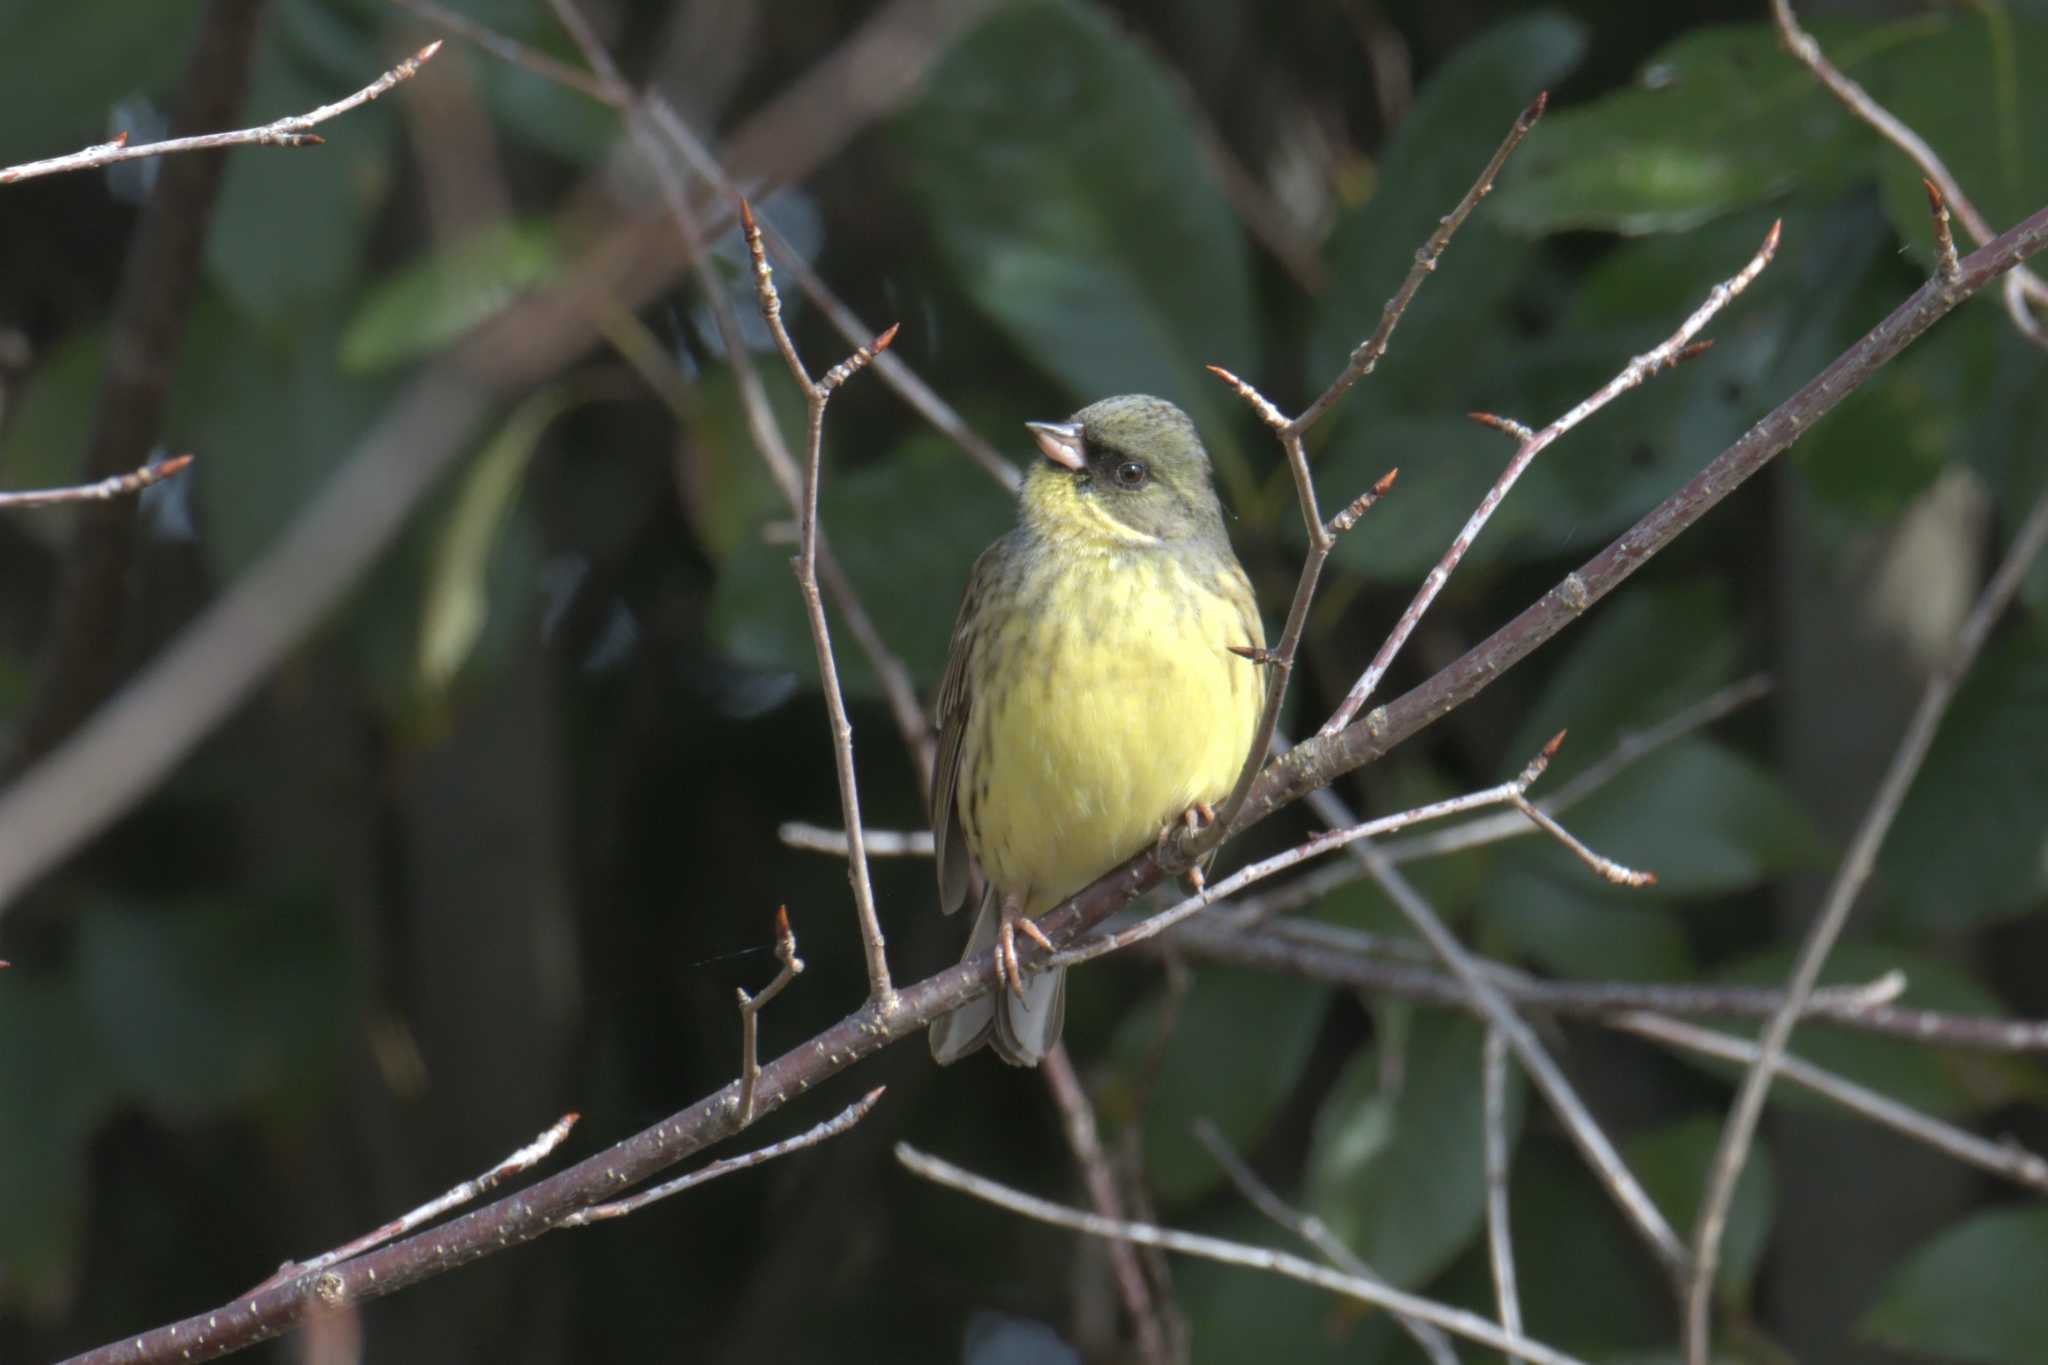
[958,549,1264,914]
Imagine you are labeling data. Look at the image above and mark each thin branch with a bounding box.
[1199,90,1548,857]
[1684,481,2048,1365]
[1193,1120,1458,1365]
[1925,179,1962,288]
[248,1112,578,1294]
[0,454,194,510]
[560,1089,885,1225]
[1481,1029,1524,1365]
[1616,1013,2048,1195]
[897,1142,1593,1365]
[737,907,805,1128]
[0,42,443,185]
[1770,0,2048,334]
[392,0,615,101]
[1363,851,1688,1276]
[1296,91,1547,434]
[1322,219,1781,735]
[1055,732,1649,970]
[1042,1046,1176,1365]
[739,199,898,1009]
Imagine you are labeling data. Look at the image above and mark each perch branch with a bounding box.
[0,42,443,184]
[248,1112,578,1294]
[898,1142,1593,1365]
[1684,480,2048,1365]
[1194,1120,1458,1365]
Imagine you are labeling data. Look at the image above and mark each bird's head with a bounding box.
[1018,395,1227,549]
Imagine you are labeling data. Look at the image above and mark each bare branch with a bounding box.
[561,1089,885,1225]
[249,1112,579,1294]
[1925,179,1962,288]
[1617,1013,2048,1195]
[739,199,899,1008]
[0,43,443,185]
[1482,1030,1525,1365]
[1322,219,1782,735]
[1770,0,2047,335]
[1196,92,1547,860]
[897,1142,1595,1365]
[1685,481,2048,1365]
[1043,1046,1176,1365]
[0,454,194,510]
[1193,1120,1458,1365]
[392,0,615,101]
[737,907,805,1128]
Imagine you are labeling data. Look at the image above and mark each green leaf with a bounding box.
[893,0,1254,443]
[1862,1206,2048,1365]
[0,971,118,1315]
[1628,1116,1775,1310]
[1311,14,1586,425]
[416,386,579,701]
[1483,871,1693,982]
[1305,1011,1523,1289]
[707,434,1014,695]
[340,220,566,372]
[1879,622,2048,932]
[0,328,107,548]
[0,0,206,167]
[1104,964,1327,1204]
[76,899,350,1125]
[204,11,396,320]
[1869,12,2048,272]
[1493,20,1931,235]
[1711,944,2009,1118]
[1500,1138,1673,1355]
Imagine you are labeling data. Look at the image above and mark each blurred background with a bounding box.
[1,0,2044,1361]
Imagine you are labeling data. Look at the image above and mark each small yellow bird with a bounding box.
[929,394,1267,1066]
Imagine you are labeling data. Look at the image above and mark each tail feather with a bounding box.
[928,891,1066,1067]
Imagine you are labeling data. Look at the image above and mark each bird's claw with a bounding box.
[1157,801,1219,872]
[996,904,1052,1000]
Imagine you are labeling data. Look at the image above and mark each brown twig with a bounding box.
[560,1088,885,1225]
[1193,1120,1458,1365]
[0,42,442,185]
[1616,1013,2048,1195]
[1684,481,2048,1365]
[1042,1046,1175,1365]
[897,1142,1593,1365]
[1322,219,1782,736]
[0,454,194,510]
[248,1112,580,1294]
[1196,93,1546,859]
[1769,0,2047,342]
[1481,1029,1525,1365]
[737,907,805,1128]
[738,200,899,1009]
[1925,179,1962,288]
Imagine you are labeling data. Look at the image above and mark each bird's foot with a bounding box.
[1156,801,1219,874]
[996,901,1054,1000]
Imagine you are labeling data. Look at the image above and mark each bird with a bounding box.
[928,394,1267,1067]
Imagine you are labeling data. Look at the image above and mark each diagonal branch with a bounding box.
[0,454,194,510]
[1321,220,1781,735]
[1683,479,2048,1365]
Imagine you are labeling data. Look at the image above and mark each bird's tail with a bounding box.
[928,890,1066,1068]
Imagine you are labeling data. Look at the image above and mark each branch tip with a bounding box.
[873,322,900,353]
[1520,91,1549,127]
[1542,730,1567,758]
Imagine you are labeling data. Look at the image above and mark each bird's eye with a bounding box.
[1113,460,1149,488]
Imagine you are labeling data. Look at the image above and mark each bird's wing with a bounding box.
[931,537,1005,915]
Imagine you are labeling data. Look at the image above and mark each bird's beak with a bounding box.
[1026,420,1086,472]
